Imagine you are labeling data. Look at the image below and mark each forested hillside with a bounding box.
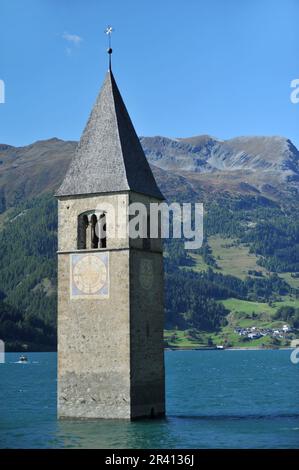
[0,136,299,350]
[0,190,298,350]
[0,195,57,350]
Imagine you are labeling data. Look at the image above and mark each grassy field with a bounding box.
[185,236,263,278]
[188,235,299,289]
[164,327,288,349]
[279,272,299,290]
[220,297,298,331]
[222,297,299,315]
[208,327,283,348]
[209,236,268,279]
[274,297,299,309]
[164,329,206,348]
[187,253,209,272]
[173,235,299,349]
[164,296,299,349]
[221,298,275,315]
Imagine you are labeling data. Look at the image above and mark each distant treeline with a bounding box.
[0,191,298,350]
[164,237,294,331]
[205,196,299,273]
[0,194,57,350]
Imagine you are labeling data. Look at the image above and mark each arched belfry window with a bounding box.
[77,211,107,250]
[91,214,99,249]
[99,213,107,248]
[77,214,89,249]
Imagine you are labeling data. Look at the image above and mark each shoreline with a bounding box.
[4,346,295,353]
[165,346,293,351]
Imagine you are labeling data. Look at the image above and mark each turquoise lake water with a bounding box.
[0,350,298,448]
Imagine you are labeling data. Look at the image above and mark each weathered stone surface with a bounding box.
[58,242,131,419]
[58,193,129,252]
[130,248,165,418]
[56,71,164,200]
[57,69,165,420]
[57,191,165,419]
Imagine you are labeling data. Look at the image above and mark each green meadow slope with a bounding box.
[0,137,298,350]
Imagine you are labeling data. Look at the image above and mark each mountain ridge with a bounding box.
[141,134,299,175]
[0,135,298,351]
[0,134,298,212]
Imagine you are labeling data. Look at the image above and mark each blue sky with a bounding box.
[0,0,298,147]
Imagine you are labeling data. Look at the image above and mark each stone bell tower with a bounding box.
[55,60,165,419]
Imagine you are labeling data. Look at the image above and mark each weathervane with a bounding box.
[105,26,113,70]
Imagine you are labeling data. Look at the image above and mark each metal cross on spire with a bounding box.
[105,26,114,70]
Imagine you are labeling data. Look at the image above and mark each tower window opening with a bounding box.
[77,214,89,249]
[99,213,107,248]
[77,211,107,250]
[91,214,99,249]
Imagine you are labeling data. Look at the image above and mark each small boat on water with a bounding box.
[18,355,28,363]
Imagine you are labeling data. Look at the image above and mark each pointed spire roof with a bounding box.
[56,70,164,200]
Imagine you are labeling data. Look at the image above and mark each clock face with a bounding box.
[71,253,109,299]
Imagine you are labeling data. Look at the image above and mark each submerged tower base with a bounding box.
[56,69,165,420]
